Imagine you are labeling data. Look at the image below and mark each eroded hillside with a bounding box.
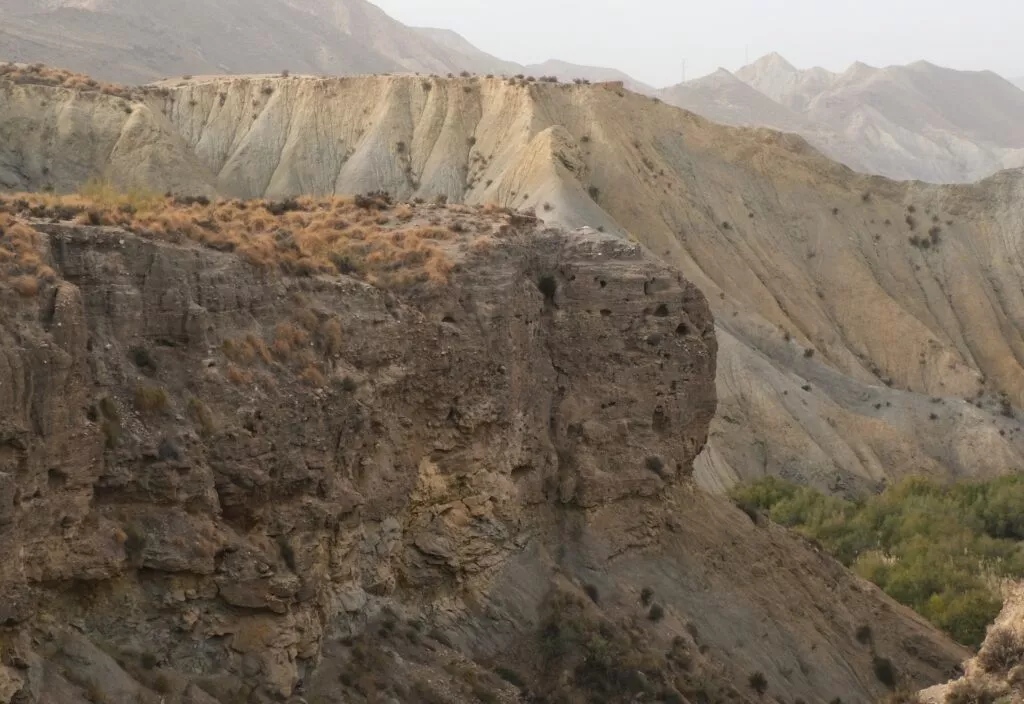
[0,197,967,703]
[5,68,1024,498]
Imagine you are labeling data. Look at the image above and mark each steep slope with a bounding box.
[0,0,408,83]
[720,54,1024,183]
[0,0,515,83]
[0,200,967,703]
[6,71,1024,497]
[0,70,214,194]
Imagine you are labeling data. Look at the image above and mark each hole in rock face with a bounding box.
[537,275,558,303]
[442,315,456,324]
[675,323,690,336]
[130,346,157,376]
[48,468,67,489]
[654,304,670,317]
[652,406,670,433]
[600,309,612,317]
[645,456,667,478]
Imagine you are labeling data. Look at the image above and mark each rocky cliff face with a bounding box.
[0,204,967,702]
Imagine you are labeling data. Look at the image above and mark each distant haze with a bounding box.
[374,0,1024,87]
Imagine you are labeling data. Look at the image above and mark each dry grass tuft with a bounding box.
[10,275,39,297]
[272,322,309,360]
[320,318,343,357]
[300,365,328,387]
[222,334,273,366]
[187,397,216,437]
[134,384,170,413]
[469,235,495,253]
[294,306,319,331]
[0,213,51,299]
[226,364,253,385]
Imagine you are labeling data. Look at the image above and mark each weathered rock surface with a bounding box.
[0,215,966,702]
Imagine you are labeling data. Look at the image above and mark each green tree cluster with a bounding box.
[730,476,1024,647]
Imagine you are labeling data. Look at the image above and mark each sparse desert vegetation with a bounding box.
[0,61,137,99]
[731,476,1024,646]
[539,589,754,703]
[0,182,539,292]
[0,211,56,299]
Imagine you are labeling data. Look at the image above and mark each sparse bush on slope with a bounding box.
[730,476,1024,647]
[540,589,754,703]
[0,61,136,99]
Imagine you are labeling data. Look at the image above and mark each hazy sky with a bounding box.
[373,0,1024,88]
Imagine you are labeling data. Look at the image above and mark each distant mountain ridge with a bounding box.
[0,0,653,90]
[659,53,1024,183]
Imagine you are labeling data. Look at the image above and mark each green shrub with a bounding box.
[494,666,526,689]
[730,475,1024,647]
[748,671,768,694]
[153,673,172,693]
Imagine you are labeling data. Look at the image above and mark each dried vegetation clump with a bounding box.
[217,297,353,390]
[0,212,56,299]
[0,62,138,100]
[0,181,541,291]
